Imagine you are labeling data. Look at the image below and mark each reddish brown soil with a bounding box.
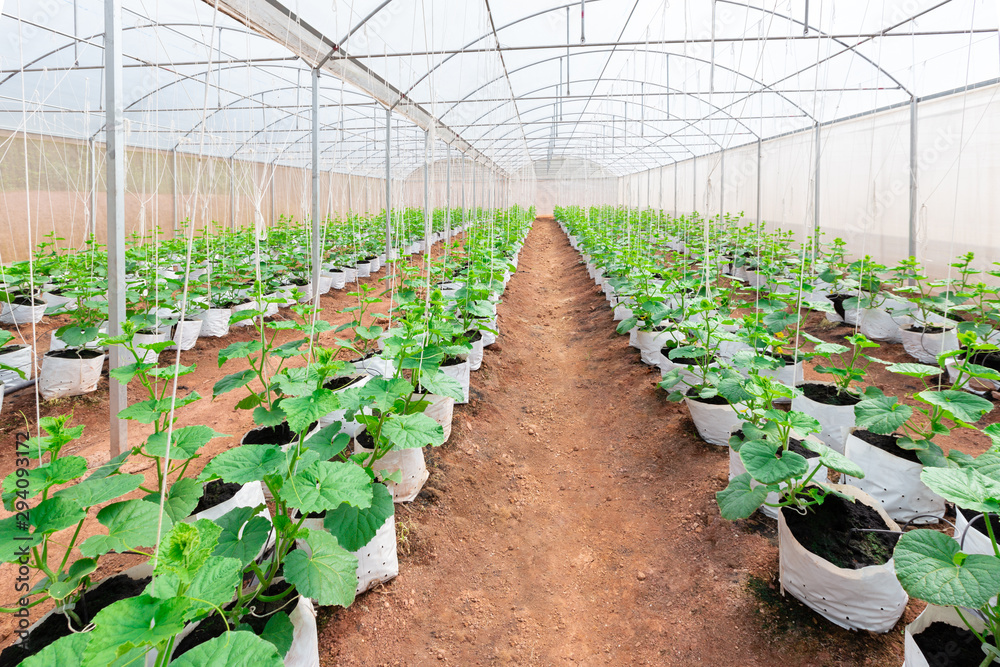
[316,218,910,666]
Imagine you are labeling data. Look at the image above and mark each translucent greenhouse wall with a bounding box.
[616,82,1000,280]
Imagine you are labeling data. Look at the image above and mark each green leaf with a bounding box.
[169,631,283,667]
[199,445,285,485]
[2,455,88,510]
[416,370,464,402]
[55,473,145,509]
[325,482,394,551]
[259,611,295,657]
[18,633,90,667]
[0,514,42,562]
[284,461,373,514]
[116,399,165,424]
[79,499,171,557]
[213,505,272,567]
[921,467,1000,514]
[80,594,190,667]
[218,340,263,366]
[716,473,770,520]
[49,557,98,601]
[616,317,639,335]
[303,425,350,461]
[894,529,1000,608]
[144,425,227,460]
[142,477,203,523]
[30,496,85,534]
[854,396,913,435]
[283,530,359,607]
[917,390,993,425]
[252,404,287,427]
[381,412,446,450]
[801,438,865,478]
[281,389,339,434]
[740,440,809,485]
[109,361,156,385]
[213,369,258,398]
[887,362,942,378]
[984,423,1000,451]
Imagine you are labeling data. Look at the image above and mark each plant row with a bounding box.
[556,205,1000,666]
[0,205,533,666]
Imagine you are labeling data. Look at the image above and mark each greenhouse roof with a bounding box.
[1,0,997,177]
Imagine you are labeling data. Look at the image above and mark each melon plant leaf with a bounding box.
[381,412,446,450]
[109,361,156,385]
[615,316,638,335]
[281,388,339,434]
[716,473,770,520]
[303,425,350,461]
[80,594,190,667]
[253,404,288,427]
[284,460,373,514]
[48,557,98,601]
[1,455,88,510]
[324,482,394,551]
[18,632,90,667]
[260,611,295,658]
[213,369,257,398]
[984,424,1000,451]
[854,395,913,435]
[199,445,285,485]
[894,529,1000,609]
[283,530,358,607]
[218,339,264,366]
[887,362,942,378]
[0,515,42,562]
[416,370,464,402]
[739,440,809,485]
[800,438,865,478]
[84,451,131,481]
[149,556,243,619]
[973,452,1000,483]
[79,499,170,557]
[144,425,227,459]
[55,473,145,509]
[30,496,85,534]
[921,467,1000,514]
[169,631,284,667]
[141,477,203,523]
[213,505,272,567]
[917,390,993,425]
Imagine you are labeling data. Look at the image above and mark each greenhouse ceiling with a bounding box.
[0,0,997,177]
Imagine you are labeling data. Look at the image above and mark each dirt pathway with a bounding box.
[318,218,905,666]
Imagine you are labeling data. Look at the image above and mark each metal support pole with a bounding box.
[88,138,97,239]
[311,68,321,297]
[269,162,275,228]
[908,96,918,260]
[105,0,127,457]
[384,105,393,260]
[461,154,467,227]
[673,162,678,216]
[423,130,432,255]
[229,156,236,231]
[445,149,452,243]
[813,121,821,253]
[756,138,762,227]
[172,148,179,236]
[692,154,697,213]
[719,148,725,216]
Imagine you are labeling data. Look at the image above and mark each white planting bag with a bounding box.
[196,308,232,337]
[344,267,358,283]
[356,262,371,279]
[902,327,959,364]
[317,275,333,294]
[778,484,908,633]
[190,480,269,523]
[123,331,169,365]
[166,319,203,351]
[790,385,856,454]
[354,517,399,594]
[354,440,429,503]
[842,430,945,525]
[0,344,33,384]
[417,392,454,443]
[369,256,381,272]
[685,397,744,447]
[276,596,320,667]
[441,358,471,404]
[39,351,105,400]
[903,604,988,667]
[328,271,347,290]
[468,336,485,371]
[1,300,47,325]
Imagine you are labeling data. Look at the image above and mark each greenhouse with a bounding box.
[0,0,999,664]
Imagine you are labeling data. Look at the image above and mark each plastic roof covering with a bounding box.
[0,0,998,178]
